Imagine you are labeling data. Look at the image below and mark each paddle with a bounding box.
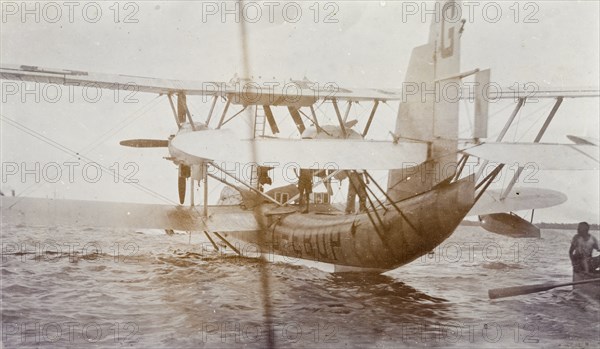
[489,278,600,299]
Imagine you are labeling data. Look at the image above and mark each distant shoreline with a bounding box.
[461,220,600,230]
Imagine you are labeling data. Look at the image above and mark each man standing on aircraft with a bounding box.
[295,168,313,214]
[345,170,368,214]
[257,166,272,192]
[569,222,600,273]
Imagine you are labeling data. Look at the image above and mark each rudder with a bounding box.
[387,0,464,201]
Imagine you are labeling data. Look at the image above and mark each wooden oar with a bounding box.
[489,278,600,299]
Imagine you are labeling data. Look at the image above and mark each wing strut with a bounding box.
[501,97,563,199]
[309,105,320,130]
[476,164,505,202]
[364,171,420,234]
[362,100,380,138]
[177,92,196,131]
[216,98,232,129]
[534,97,564,143]
[263,105,280,134]
[287,106,306,135]
[209,162,282,207]
[475,97,526,180]
[331,99,347,138]
[203,231,220,251]
[205,95,219,126]
[343,101,353,122]
[220,106,248,128]
[452,154,469,181]
[213,232,241,255]
[202,163,209,217]
[346,171,387,245]
[167,94,182,129]
[299,109,331,136]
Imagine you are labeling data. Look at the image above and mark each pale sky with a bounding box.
[1,1,599,223]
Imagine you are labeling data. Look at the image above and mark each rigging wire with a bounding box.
[0,114,176,205]
[458,99,513,138]
[516,100,558,142]
[1,95,165,200]
[78,94,164,154]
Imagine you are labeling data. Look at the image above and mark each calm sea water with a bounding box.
[1,224,599,348]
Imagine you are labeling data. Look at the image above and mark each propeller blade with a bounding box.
[119,139,169,148]
[178,175,186,205]
[178,164,191,205]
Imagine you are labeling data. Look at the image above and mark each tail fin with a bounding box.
[387,0,464,201]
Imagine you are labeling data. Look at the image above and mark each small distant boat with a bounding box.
[573,271,600,301]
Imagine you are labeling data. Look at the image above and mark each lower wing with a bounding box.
[464,143,599,170]
[1,197,259,233]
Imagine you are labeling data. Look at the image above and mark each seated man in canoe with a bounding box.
[569,222,600,273]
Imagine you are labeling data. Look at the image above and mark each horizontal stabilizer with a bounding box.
[468,188,567,216]
[170,129,427,170]
[1,197,259,232]
[464,143,599,170]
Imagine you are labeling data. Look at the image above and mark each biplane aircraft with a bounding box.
[2,0,599,273]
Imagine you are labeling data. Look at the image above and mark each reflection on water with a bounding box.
[1,225,599,348]
[326,272,450,316]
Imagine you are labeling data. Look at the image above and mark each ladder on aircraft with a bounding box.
[253,106,267,139]
[248,106,267,190]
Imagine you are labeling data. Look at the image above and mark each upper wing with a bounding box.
[4,64,596,104]
[1,196,259,233]
[464,143,599,170]
[1,64,222,96]
[0,64,403,103]
[484,88,600,99]
[169,129,428,170]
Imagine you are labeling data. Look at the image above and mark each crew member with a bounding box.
[346,170,368,214]
[257,166,272,192]
[295,168,313,214]
[569,221,600,273]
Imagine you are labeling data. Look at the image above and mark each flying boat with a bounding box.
[2,0,599,275]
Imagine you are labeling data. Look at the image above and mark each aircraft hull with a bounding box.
[222,176,474,272]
